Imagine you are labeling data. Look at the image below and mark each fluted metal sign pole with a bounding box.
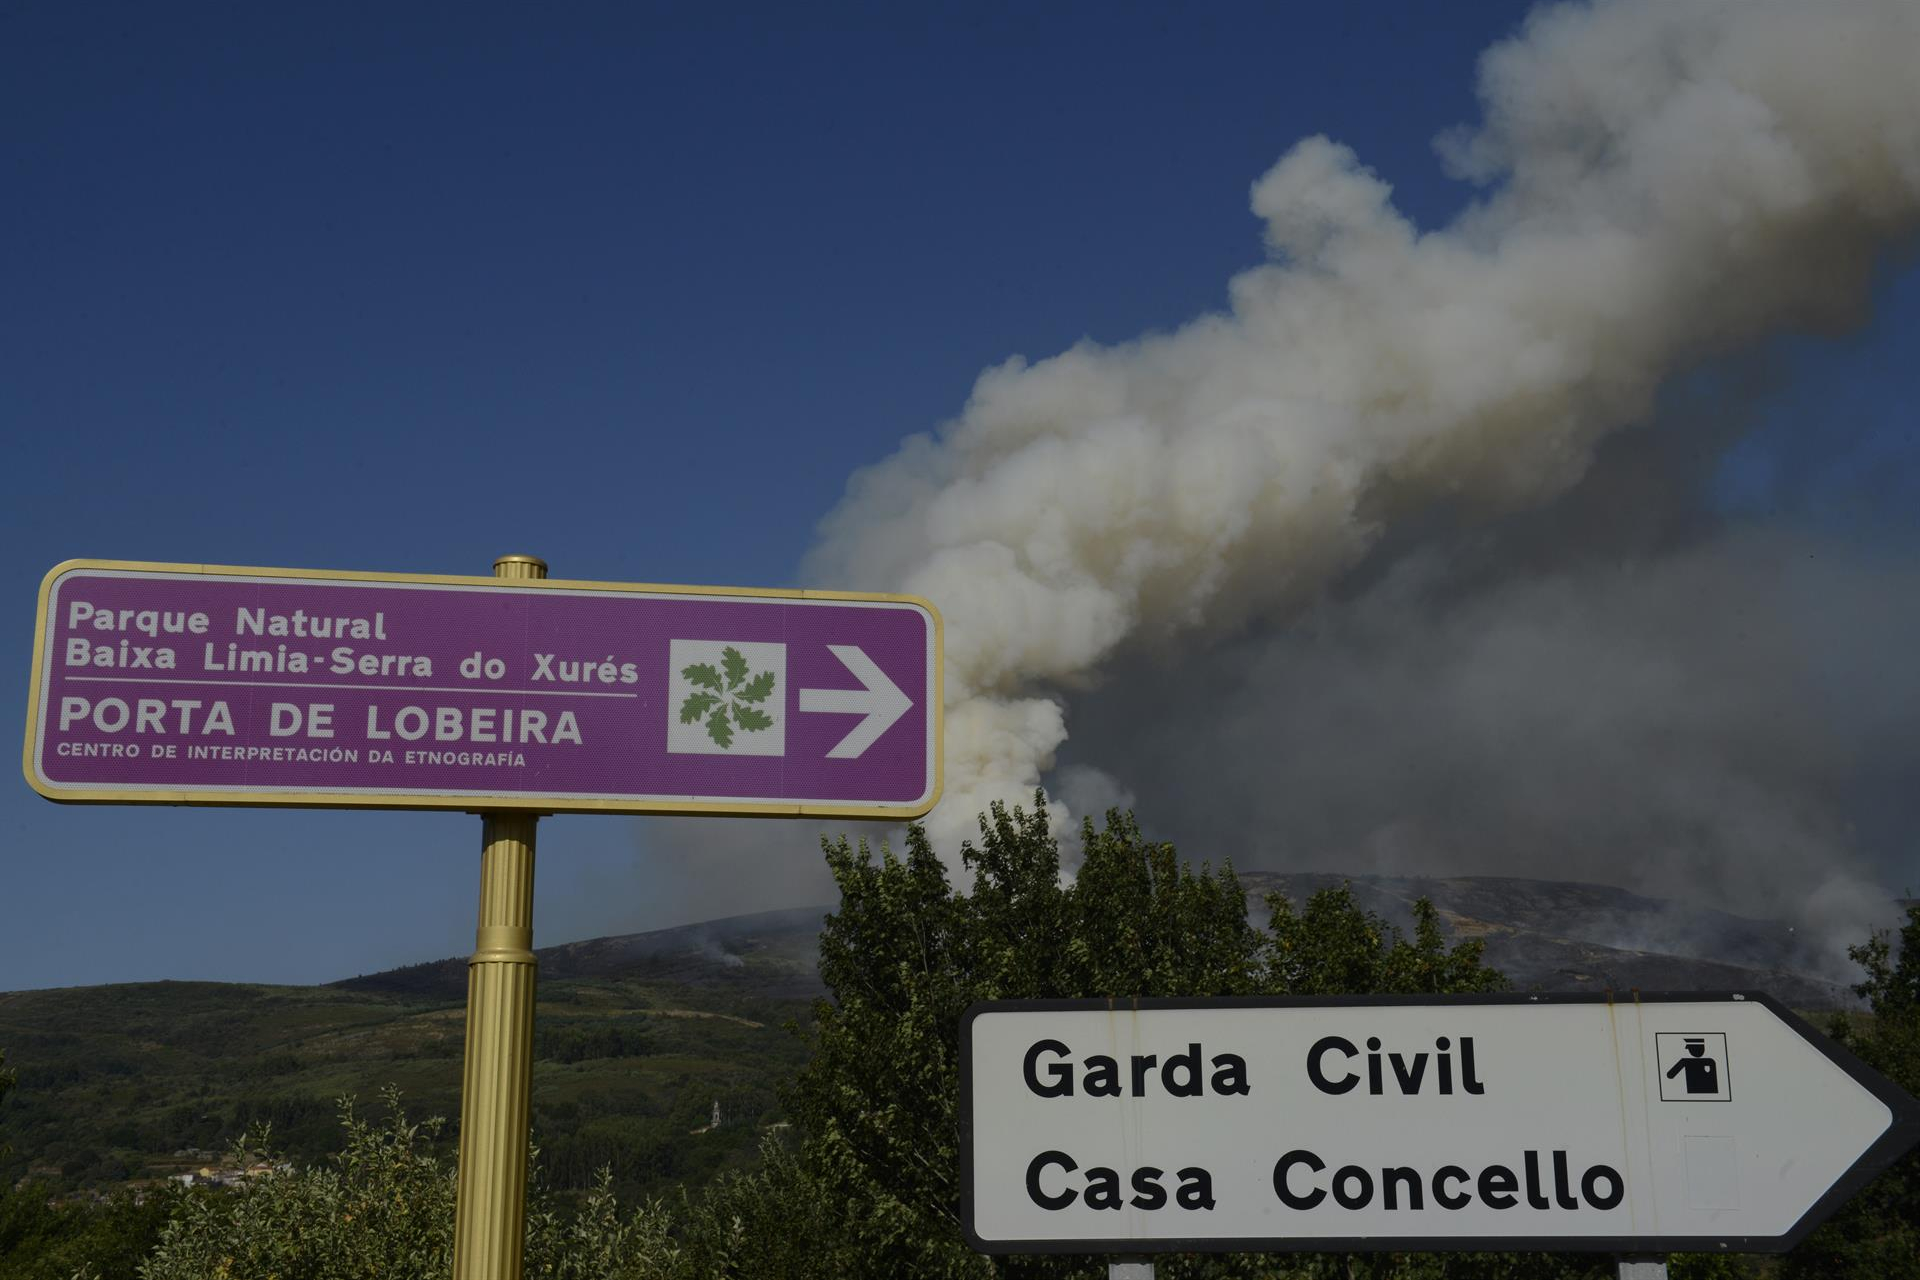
[453,554,547,1280]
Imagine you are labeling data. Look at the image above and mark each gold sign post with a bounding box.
[25,552,942,1280]
[452,553,548,1280]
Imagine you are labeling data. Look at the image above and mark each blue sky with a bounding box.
[4,1,1915,991]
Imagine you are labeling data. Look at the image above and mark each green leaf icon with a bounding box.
[686,646,778,749]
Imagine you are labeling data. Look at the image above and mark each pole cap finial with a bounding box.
[493,554,549,581]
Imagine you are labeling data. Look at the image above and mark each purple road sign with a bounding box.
[25,561,942,818]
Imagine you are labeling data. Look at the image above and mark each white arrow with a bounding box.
[799,645,913,759]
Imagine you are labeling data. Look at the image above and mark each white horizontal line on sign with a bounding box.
[61,675,641,699]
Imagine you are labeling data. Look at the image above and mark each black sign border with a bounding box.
[958,991,1920,1256]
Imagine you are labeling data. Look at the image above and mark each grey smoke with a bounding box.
[628,0,1920,955]
[797,0,1920,914]
[628,813,849,935]
[1064,403,1919,967]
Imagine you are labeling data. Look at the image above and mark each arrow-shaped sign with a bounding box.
[27,561,940,819]
[799,644,914,759]
[962,993,1920,1255]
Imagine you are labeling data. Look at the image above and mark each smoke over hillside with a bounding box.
[1068,420,1920,962]
[785,0,1920,943]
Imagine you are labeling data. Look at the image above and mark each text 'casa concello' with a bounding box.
[1011,1031,1626,1219]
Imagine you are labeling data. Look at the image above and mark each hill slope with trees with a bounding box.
[2,800,1914,1278]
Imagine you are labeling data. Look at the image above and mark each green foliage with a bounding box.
[141,1093,458,1280]
[657,1133,856,1279]
[781,796,1515,1279]
[131,1091,851,1280]
[1,1047,13,1157]
[0,1180,173,1280]
[15,804,1910,1278]
[1785,902,1920,1280]
[139,1088,700,1280]
[1266,893,1506,997]
[0,977,807,1210]
[535,1021,652,1065]
[1667,1255,1759,1280]
[2,1045,176,1280]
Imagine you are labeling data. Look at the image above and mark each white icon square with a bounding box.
[666,639,786,757]
[1656,1031,1731,1102]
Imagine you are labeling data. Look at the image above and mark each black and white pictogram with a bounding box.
[1656,1032,1732,1102]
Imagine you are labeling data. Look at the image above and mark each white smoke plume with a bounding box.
[803,0,1920,858]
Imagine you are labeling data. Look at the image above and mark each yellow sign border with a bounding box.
[24,558,944,821]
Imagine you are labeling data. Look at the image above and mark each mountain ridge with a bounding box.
[332,873,1864,1010]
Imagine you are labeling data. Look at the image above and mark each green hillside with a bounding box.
[0,966,812,1206]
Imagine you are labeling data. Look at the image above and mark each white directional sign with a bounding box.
[961,994,1920,1254]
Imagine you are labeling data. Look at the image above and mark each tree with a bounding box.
[1784,902,1920,1280]
[139,1089,690,1280]
[0,1184,172,1280]
[141,1093,458,1280]
[0,1048,14,1157]
[0,1049,177,1280]
[781,796,1534,1280]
